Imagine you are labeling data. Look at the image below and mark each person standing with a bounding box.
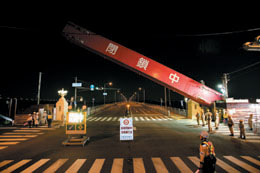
[223,110,228,125]
[215,110,219,130]
[201,109,205,126]
[205,109,212,133]
[47,110,53,128]
[197,131,216,173]
[26,114,33,128]
[239,120,246,139]
[196,112,200,125]
[32,112,36,127]
[227,115,234,136]
[35,113,39,128]
[248,114,253,131]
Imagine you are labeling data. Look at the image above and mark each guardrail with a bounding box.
[140,102,187,117]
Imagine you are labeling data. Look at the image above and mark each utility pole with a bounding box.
[143,89,145,103]
[37,72,42,105]
[222,73,229,98]
[164,87,167,110]
[8,98,12,117]
[168,89,171,107]
[14,98,17,119]
[74,76,77,108]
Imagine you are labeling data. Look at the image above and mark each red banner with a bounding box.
[63,22,223,105]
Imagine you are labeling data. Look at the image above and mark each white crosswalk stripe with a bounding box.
[1,155,259,172]
[65,159,87,173]
[0,127,51,150]
[88,159,105,173]
[87,116,175,123]
[106,117,112,121]
[133,158,145,173]
[212,124,260,143]
[224,156,259,172]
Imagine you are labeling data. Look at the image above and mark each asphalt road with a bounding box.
[0,102,260,172]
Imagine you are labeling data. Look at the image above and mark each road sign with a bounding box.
[66,112,86,135]
[90,84,95,91]
[103,92,107,96]
[120,117,133,141]
[72,83,82,87]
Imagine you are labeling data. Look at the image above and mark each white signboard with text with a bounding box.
[120,117,133,141]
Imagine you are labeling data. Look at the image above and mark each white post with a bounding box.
[37,72,42,105]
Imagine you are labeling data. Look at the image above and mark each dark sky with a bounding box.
[1,4,260,104]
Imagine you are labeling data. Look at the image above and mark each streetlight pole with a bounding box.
[164,87,167,110]
[138,87,145,103]
[37,72,42,105]
[143,89,145,103]
[74,76,77,108]
[168,89,171,107]
[222,73,229,98]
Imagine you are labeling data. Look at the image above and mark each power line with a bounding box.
[228,60,260,76]
[0,25,33,31]
[177,27,260,37]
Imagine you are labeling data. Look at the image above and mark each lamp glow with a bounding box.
[58,88,68,97]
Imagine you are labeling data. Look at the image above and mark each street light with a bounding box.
[58,88,68,97]
[138,87,146,103]
[217,84,226,96]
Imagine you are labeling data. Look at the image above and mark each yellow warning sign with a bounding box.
[66,112,87,135]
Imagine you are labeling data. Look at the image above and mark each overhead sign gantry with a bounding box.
[63,22,223,105]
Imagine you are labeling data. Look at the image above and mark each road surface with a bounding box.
[0,102,259,172]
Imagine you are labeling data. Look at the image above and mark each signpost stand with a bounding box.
[62,111,90,146]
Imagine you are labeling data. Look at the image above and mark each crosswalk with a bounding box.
[201,123,260,143]
[87,115,177,122]
[0,127,55,151]
[0,155,259,172]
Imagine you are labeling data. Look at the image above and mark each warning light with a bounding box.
[68,112,84,123]
[82,105,87,110]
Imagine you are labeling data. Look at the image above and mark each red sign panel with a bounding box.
[63,22,223,105]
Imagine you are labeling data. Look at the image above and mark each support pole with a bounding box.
[222,73,229,98]
[74,76,77,108]
[164,87,167,111]
[37,72,42,105]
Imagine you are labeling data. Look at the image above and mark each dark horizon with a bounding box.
[1,5,260,105]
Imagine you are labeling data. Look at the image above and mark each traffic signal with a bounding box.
[257,36,260,44]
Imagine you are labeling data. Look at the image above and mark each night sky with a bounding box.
[1,4,260,105]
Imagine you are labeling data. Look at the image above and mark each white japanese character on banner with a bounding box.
[169,73,180,84]
[106,43,118,55]
[136,57,149,70]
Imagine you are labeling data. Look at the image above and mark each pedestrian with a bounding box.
[43,111,47,125]
[205,110,208,125]
[34,113,39,128]
[201,109,205,126]
[227,115,234,136]
[32,112,36,127]
[248,114,253,131]
[205,109,212,133]
[239,119,246,139]
[26,114,33,128]
[47,112,53,128]
[197,131,216,173]
[223,110,228,125]
[215,110,219,130]
[196,112,200,125]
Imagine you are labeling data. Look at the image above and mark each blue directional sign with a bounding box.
[90,84,95,91]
